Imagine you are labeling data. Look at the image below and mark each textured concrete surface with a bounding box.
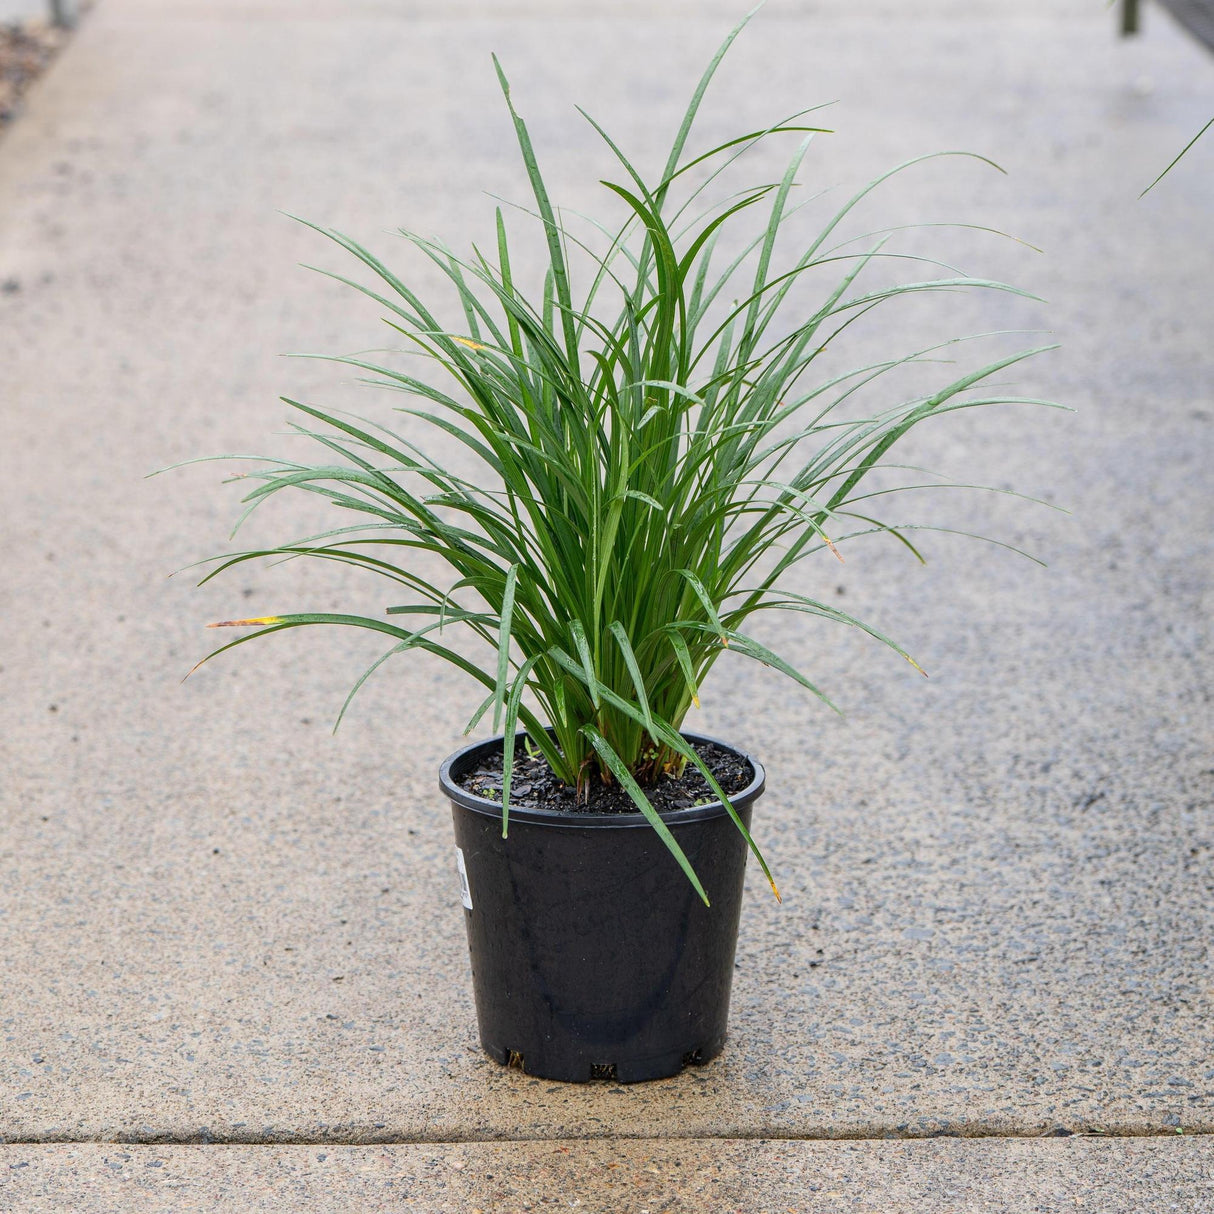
[3,1138,1213,1212]
[0,0,1211,1175]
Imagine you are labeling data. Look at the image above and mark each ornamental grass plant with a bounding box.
[190,14,1059,902]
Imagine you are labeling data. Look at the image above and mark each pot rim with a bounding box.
[439,730,766,829]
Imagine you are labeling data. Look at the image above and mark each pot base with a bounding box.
[481,1032,726,1084]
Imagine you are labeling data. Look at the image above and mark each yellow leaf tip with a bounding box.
[208,616,283,628]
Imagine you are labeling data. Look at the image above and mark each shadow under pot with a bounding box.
[439,731,766,1083]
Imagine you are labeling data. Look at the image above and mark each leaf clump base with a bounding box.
[458,738,754,816]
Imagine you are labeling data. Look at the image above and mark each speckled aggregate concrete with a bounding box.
[0,0,1211,1170]
[2,1138,1212,1212]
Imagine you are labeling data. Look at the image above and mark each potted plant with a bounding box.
[186,14,1057,1082]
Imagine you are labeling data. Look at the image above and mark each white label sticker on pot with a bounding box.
[455,847,473,910]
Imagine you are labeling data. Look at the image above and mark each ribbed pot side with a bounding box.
[440,732,766,1083]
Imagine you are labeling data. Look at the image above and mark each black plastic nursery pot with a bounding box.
[439,732,766,1083]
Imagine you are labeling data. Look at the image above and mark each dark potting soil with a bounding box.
[456,737,754,816]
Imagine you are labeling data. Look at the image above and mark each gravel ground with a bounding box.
[0,4,87,128]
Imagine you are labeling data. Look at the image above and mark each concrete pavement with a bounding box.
[3,1137,1213,1212]
[0,0,1211,1206]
